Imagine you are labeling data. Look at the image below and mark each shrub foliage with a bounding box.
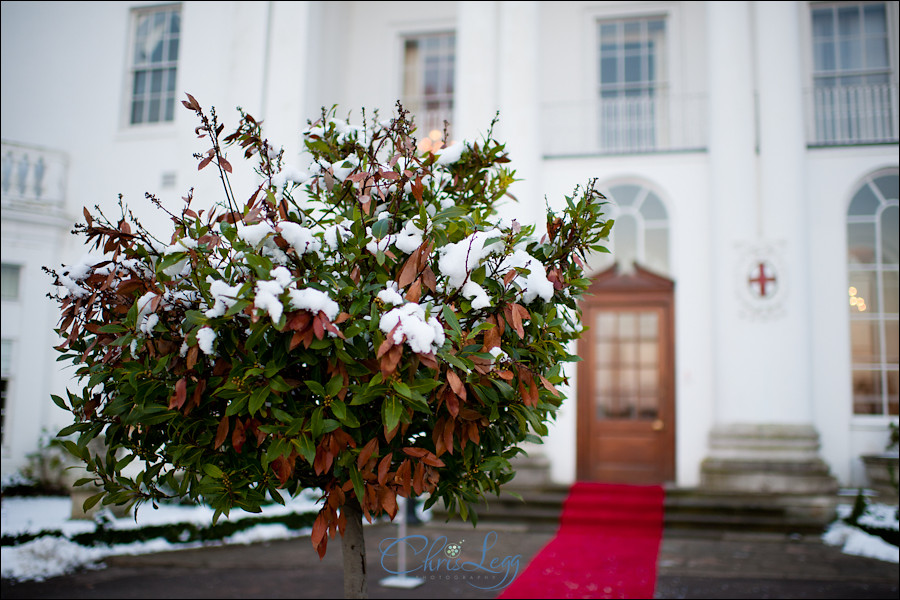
[47,95,612,558]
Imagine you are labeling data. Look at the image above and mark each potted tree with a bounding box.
[47,95,612,597]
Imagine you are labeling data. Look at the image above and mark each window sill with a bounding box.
[115,122,179,143]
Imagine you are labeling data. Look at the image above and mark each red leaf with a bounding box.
[198,156,212,170]
[358,438,379,470]
[420,451,445,468]
[82,206,93,226]
[380,486,398,519]
[539,374,561,397]
[169,377,187,410]
[444,387,459,418]
[446,370,466,402]
[232,419,246,453]
[214,415,229,450]
[377,454,391,485]
[219,157,232,173]
[311,510,328,549]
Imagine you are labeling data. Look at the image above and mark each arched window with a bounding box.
[596,182,671,276]
[847,169,898,415]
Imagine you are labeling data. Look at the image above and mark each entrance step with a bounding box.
[428,485,837,536]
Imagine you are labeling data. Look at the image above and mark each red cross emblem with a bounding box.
[748,261,777,299]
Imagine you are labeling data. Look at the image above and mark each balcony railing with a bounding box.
[806,83,899,146]
[541,91,708,157]
[1,141,68,214]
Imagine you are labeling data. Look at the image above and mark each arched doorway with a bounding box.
[577,181,676,483]
[577,264,676,483]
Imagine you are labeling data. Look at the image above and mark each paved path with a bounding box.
[2,523,898,598]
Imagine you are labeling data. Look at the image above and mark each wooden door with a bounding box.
[577,264,675,483]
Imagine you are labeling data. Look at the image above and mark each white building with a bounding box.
[2,1,897,495]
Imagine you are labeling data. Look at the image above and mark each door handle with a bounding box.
[652,419,664,431]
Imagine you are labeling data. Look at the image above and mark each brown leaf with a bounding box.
[483,318,501,351]
[214,415,229,450]
[186,379,206,415]
[444,386,459,418]
[446,370,466,401]
[198,156,212,170]
[421,266,437,292]
[402,447,428,459]
[82,206,92,226]
[539,374,561,397]
[219,157,232,173]
[397,252,419,289]
[413,462,425,495]
[232,418,246,453]
[186,344,199,370]
[503,269,518,286]
[169,377,187,410]
[311,510,328,550]
[377,454,392,485]
[405,279,422,303]
[379,486,398,519]
[357,438,379,470]
[420,451,445,468]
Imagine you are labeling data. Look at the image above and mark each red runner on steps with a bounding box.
[498,482,665,599]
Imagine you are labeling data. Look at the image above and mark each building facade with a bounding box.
[2,1,897,491]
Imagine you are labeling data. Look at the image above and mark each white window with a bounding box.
[809,2,898,144]
[597,183,670,276]
[847,169,899,415]
[1,264,20,301]
[128,4,181,125]
[597,17,667,153]
[402,32,455,139]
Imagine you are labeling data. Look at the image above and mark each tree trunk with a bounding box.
[341,496,368,599]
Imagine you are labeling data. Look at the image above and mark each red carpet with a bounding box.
[498,482,665,599]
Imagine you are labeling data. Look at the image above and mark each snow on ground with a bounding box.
[1,492,321,582]
[822,502,899,564]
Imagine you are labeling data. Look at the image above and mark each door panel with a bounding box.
[577,272,675,483]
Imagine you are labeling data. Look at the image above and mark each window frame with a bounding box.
[399,30,456,139]
[846,168,899,417]
[123,3,182,129]
[803,1,900,145]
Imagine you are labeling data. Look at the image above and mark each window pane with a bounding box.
[148,98,161,122]
[883,272,899,314]
[610,184,640,206]
[848,183,880,215]
[615,214,638,268]
[862,4,886,35]
[812,9,834,38]
[1,265,20,301]
[169,39,180,63]
[0,339,11,376]
[133,71,146,95]
[864,37,888,68]
[888,370,898,416]
[164,95,175,122]
[639,312,658,339]
[131,100,144,124]
[640,192,667,220]
[882,206,899,265]
[852,369,882,414]
[618,312,636,339]
[839,39,863,70]
[885,319,899,363]
[850,319,881,363]
[873,174,899,201]
[169,10,181,34]
[837,6,860,36]
[848,222,877,264]
[601,56,618,85]
[645,228,669,275]
[814,40,837,72]
[166,68,177,93]
[150,69,163,93]
[848,271,879,313]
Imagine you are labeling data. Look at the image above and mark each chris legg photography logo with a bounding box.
[379,531,521,590]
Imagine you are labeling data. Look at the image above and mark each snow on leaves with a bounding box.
[45,94,611,561]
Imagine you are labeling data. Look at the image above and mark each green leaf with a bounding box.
[371,218,391,240]
[349,464,365,504]
[82,492,105,512]
[249,386,271,416]
[305,380,327,397]
[382,395,402,432]
[442,305,461,339]
[225,299,251,317]
[293,435,316,465]
[202,464,225,479]
[97,323,128,333]
[51,394,68,411]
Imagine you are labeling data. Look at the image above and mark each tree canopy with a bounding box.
[48,95,612,559]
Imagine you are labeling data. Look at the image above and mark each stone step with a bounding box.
[429,485,836,536]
